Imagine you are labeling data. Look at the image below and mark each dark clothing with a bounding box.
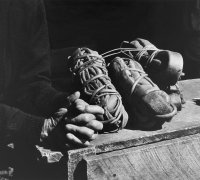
[0,0,68,146]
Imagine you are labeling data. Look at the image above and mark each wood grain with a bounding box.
[66,79,200,180]
[84,133,200,180]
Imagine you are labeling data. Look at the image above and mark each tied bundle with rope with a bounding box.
[102,38,184,112]
[67,48,128,132]
[107,57,177,129]
[120,38,185,111]
[103,38,183,88]
[101,39,180,129]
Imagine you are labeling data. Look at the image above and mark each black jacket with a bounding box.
[0,0,68,145]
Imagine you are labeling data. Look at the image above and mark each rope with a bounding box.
[120,58,156,96]
[69,50,124,132]
[101,41,163,69]
[112,57,177,120]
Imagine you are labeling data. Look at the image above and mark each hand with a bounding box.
[65,98,104,148]
[40,92,104,150]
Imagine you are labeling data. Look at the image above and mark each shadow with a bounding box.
[73,159,87,180]
[0,142,68,180]
[125,116,164,132]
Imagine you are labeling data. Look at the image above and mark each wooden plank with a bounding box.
[179,79,200,100]
[67,147,96,180]
[83,133,200,180]
[67,100,200,179]
[66,79,200,179]
[91,100,200,153]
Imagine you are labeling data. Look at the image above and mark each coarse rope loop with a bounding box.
[69,48,125,132]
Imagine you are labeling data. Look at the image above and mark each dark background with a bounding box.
[1,1,198,180]
[44,0,200,79]
[44,0,191,52]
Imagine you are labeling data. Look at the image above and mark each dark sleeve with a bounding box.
[0,103,44,146]
[16,0,70,116]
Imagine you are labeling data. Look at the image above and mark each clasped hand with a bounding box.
[40,91,104,150]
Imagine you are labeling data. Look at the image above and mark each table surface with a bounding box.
[68,79,200,155]
[65,79,200,180]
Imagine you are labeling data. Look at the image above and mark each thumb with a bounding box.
[66,91,80,108]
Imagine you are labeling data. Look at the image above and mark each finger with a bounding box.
[68,113,96,124]
[66,114,103,131]
[74,99,104,114]
[84,105,104,115]
[66,133,90,147]
[59,108,68,113]
[86,120,103,131]
[136,38,156,48]
[130,40,143,49]
[74,99,89,112]
[66,91,81,107]
[65,133,97,150]
[65,124,95,140]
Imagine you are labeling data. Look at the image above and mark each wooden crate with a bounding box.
[65,79,200,179]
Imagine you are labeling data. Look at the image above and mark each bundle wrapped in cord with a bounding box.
[102,38,184,113]
[124,38,184,111]
[67,47,128,133]
[118,38,184,87]
[107,56,177,130]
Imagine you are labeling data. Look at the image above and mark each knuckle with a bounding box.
[84,105,90,112]
[87,129,95,137]
[81,127,94,138]
[82,113,94,122]
[75,99,84,105]
[81,114,88,120]
[87,120,98,127]
[75,99,89,110]
[76,104,85,112]
[91,134,98,140]
[90,120,103,130]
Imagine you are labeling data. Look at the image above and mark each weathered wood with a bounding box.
[68,100,200,179]
[67,147,96,180]
[66,79,200,180]
[179,79,200,100]
[83,133,200,180]
[92,101,200,153]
